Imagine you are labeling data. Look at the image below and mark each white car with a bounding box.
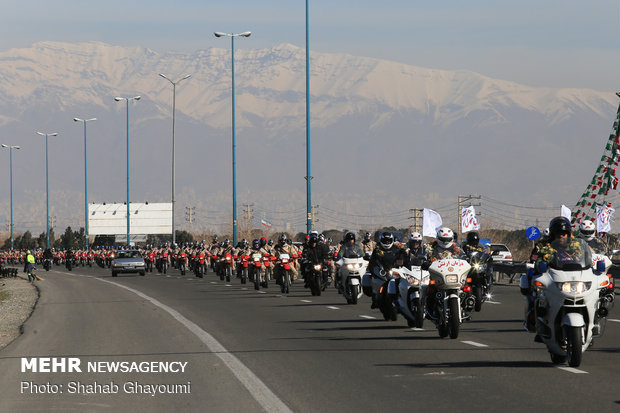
[489,244,513,264]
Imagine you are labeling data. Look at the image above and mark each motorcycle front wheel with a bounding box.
[348,284,359,305]
[566,326,583,367]
[474,286,483,312]
[448,297,460,339]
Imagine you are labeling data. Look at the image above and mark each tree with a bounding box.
[60,226,76,249]
[175,230,194,245]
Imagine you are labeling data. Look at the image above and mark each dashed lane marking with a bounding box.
[608,319,620,323]
[557,366,588,374]
[359,315,376,320]
[486,300,501,304]
[461,341,489,348]
[300,300,312,303]
[327,306,340,310]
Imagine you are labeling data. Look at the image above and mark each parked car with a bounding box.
[489,244,513,264]
[111,250,146,277]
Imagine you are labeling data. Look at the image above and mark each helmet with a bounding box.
[268,239,274,246]
[223,239,230,247]
[466,232,480,246]
[278,234,287,246]
[344,232,356,243]
[436,227,454,249]
[364,232,371,242]
[543,228,550,238]
[241,239,249,248]
[252,239,260,249]
[319,234,326,244]
[548,216,572,240]
[308,233,319,246]
[260,237,267,247]
[379,232,394,249]
[579,220,596,241]
[212,236,218,242]
[408,232,422,249]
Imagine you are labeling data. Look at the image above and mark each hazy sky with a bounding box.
[3,0,620,91]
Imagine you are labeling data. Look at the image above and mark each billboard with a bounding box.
[88,203,172,235]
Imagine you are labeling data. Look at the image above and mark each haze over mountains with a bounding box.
[0,41,616,233]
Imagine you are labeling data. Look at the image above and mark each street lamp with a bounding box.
[1,144,20,249]
[306,0,313,234]
[74,117,96,249]
[36,131,58,248]
[114,96,141,246]
[159,73,191,246]
[214,30,251,246]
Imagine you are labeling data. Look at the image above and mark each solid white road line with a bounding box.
[557,366,588,374]
[94,276,293,413]
[461,341,489,348]
[608,319,620,323]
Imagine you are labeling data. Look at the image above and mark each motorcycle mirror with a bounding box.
[363,255,370,261]
[596,260,606,273]
[421,261,430,271]
[536,261,548,274]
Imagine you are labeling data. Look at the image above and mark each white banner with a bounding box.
[423,208,443,238]
[561,205,572,220]
[596,205,615,233]
[461,206,480,233]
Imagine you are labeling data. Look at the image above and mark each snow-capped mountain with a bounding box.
[0,41,616,233]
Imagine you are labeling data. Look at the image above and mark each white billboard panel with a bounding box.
[88,203,172,235]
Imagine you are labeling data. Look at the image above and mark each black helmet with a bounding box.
[466,232,480,246]
[308,233,319,246]
[549,216,572,240]
[363,232,371,242]
[344,232,356,242]
[252,239,260,249]
[379,232,394,249]
[278,234,287,246]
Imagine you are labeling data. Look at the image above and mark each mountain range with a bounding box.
[0,41,616,234]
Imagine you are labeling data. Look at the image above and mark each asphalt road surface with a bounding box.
[1,264,619,413]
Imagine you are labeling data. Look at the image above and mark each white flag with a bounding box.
[561,205,572,220]
[596,205,615,233]
[423,208,443,238]
[461,206,480,233]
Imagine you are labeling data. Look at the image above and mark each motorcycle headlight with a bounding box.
[558,281,591,294]
[346,263,354,270]
[314,264,322,270]
[446,275,458,284]
[473,263,480,270]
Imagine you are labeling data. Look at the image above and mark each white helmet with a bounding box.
[409,232,423,242]
[579,220,596,241]
[543,228,549,238]
[436,227,454,249]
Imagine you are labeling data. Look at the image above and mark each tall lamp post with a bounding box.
[1,144,20,249]
[36,131,58,248]
[306,0,313,234]
[73,117,96,249]
[214,31,251,246]
[159,73,191,246]
[114,96,141,246]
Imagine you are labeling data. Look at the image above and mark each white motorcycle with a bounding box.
[336,256,368,304]
[532,239,612,367]
[362,263,398,321]
[389,266,430,328]
[426,258,472,339]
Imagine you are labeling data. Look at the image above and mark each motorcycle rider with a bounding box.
[367,232,407,308]
[578,219,609,255]
[301,233,330,288]
[273,234,299,283]
[404,232,425,267]
[361,232,376,257]
[425,228,464,262]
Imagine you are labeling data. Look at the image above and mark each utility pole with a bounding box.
[409,208,423,233]
[243,204,254,238]
[185,206,195,235]
[457,195,481,235]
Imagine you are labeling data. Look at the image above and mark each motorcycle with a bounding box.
[532,239,613,367]
[237,253,249,284]
[275,253,293,294]
[251,252,266,290]
[426,258,472,339]
[336,256,367,304]
[43,258,52,272]
[65,255,75,271]
[305,260,329,297]
[361,263,398,320]
[390,265,430,328]
[221,253,234,282]
[194,252,207,278]
[178,252,187,275]
[466,251,493,312]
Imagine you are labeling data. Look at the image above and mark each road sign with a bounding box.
[526,226,540,241]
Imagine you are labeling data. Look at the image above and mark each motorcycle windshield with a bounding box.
[340,243,363,258]
[547,238,591,271]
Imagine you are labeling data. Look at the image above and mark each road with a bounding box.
[0,264,619,412]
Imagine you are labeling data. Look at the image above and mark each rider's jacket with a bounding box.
[425,241,464,262]
[302,243,330,265]
[367,244,406,274]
